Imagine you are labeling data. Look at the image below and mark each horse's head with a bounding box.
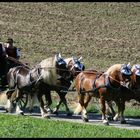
[120,63,133,87]
[67,56,85,78]
[131,64,140,86]
[55,53,70,79]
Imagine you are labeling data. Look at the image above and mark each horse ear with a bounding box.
[127,62,130,66]
[78,56,82,61]
[72,56,75,63]
[58,53,62,58]
[127,62,132,69]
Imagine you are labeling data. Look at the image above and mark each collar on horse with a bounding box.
[104,74,121,91]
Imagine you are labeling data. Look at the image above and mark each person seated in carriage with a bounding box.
[4,38,21,69]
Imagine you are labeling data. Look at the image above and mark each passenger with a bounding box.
[4,38,21,70]
[5,38,20,60]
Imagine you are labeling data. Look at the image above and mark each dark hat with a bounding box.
[7,38,14,43]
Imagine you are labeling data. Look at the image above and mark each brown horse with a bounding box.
[6,53,70,118]
[74,63,132,125]
[113,64,140,122]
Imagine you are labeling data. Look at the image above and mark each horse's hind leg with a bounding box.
[37,93,51,119]
[84,93,92,109]
[113,100,126,124]
[53,92,72,116]
[74,93,89,122]
[28,94,34,113]
[15,90,24,115]
[106,101,116,121]
[74,92,83,115]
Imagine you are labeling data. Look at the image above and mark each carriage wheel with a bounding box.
[11,92,28,110]
[17,94,28,110]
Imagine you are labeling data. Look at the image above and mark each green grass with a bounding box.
[0,113,139,138]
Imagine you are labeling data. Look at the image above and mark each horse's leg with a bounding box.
[113,99,126,124]
[74,92,83,115]
[5,99,14,113]
[119,101,126,124]
[84,93,92,108]
[100,96,109,125]
[5,90,15,113]
[74,93,89,122]
[53,92,72,116]
[53,93,63,115]
[80,93,93,122]
[15,90,24,115]
[37,92,51,118]
[106,100,116,121]
[43,92,52,114]
[28,94,34,113]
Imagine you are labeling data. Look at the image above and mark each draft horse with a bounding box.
[50,56,85,115]
[113,64,140,122]
[74,63,132,125]
[6,53,70,118]
[29,56,85,115]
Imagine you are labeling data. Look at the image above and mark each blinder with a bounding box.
[120,64,132,87]
[134,65,140,76]
[72,56,85,71]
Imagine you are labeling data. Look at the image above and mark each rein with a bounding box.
[6,56,30,69]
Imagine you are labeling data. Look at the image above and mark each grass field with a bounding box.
[0,113,139,138]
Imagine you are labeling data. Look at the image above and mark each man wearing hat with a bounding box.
[5,38,21,70]
[5,38,20,59]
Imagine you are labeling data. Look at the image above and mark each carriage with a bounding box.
[0,56,30,111]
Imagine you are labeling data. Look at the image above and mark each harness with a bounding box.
[104,74,121,91]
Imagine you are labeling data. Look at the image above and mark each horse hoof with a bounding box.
[107,116,113,121]
[66,112,73,116]
[18,112,24,116]
[53,111,59,115]
[103,120,109,125]
[120,120,126,124]
[82,117,89,122]
[44,115,51,119]
[21,112,24,115]
[29,109,33,114]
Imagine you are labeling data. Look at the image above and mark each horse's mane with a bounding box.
[38,56,58,85]
[39,57,56,68]
[105,64,122,75]
[64,57,73,65]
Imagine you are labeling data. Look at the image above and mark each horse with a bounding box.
[50,56,85,115]
[6,53,70,118]
[28,56,85,116]
[113,64,140,122]
[74,63,132,125]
